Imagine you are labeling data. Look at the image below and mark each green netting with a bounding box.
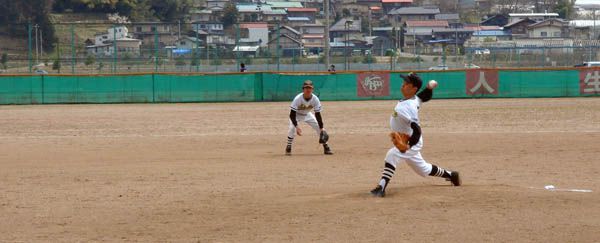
[0,69,597,105]
[42,75,154,103]
[498,70,580,98]
[0,76,43,104]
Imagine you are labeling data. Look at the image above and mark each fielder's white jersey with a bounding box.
[390,96,422,135]
[290,93,322,115]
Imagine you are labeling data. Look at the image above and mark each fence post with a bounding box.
[154,24,159,72]
[276,22,280,71]
[236,23,241,71]
[28,23,32,73]
[71,24,75,74]
[195,25,200,72]
[112,25,117,73]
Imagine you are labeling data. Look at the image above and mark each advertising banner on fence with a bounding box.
[357,72,390,97]
[580,69,600,95]
[466,70,499,96]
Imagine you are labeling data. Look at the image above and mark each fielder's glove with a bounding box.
[390,132,410,153]
[319,130,329,144]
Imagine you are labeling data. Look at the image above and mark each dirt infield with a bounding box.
[1,98,599,242]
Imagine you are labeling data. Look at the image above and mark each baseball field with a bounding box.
[1,98,599,242]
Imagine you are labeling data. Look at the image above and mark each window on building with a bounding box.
[553,32,561,37]
[540,31,547,37]
[151,27,157,32]
[136,27,142,32]
[241,29,250,38]
[164,26,168,31]
[181,41,186,45]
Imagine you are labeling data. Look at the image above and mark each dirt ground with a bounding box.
[1,98,599,242]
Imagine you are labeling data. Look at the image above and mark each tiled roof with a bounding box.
[287,8,318,12]
[388,7,440,15]
[381,0,412,3]
[405,20,449,27]
[240,23,269,28]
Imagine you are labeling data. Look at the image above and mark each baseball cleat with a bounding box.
[285,145,292,156]
[323,144,333,155]
[450,171,461,186]
[370,185,385,197]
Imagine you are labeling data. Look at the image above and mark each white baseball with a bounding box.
[428,80,438,89]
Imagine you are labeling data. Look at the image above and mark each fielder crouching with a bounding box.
[286,80,333,155]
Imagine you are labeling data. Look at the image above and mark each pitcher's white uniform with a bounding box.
[288,93,322,138]
[385,96,433,177]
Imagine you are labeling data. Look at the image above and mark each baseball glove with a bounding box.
[390,132,410,153]
[319,130,329,144]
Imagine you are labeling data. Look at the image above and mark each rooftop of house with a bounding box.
[286,7,318,12]
[435,13,460,20]
[330,18,362,31]
[388,7,440,15]
[405,20,449,27]
[266,1,303,8]
[287,17,311,21]
[509,13,559,17]
[240,23,269,29]
[381,0,413,3]
[263,9,287,15]
[236,4,272,12]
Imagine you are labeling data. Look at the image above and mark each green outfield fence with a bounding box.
[0,68,599,105]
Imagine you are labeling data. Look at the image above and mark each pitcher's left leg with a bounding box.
[406,152,461,186]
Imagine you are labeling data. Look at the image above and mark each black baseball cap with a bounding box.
[400,72,423,90]
[303,80,314,89]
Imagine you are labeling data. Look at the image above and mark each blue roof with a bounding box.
[427,39,453,43]
[473,30,511,36]
[287,17,311,21]
[330,42,355,47]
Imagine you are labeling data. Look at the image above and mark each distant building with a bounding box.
[527,18,569,38]
[504,18,537,39]
[508,12,559,23]
[387,7,440,27]
[86,26,142,57]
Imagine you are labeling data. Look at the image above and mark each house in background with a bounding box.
[370,35,394,56]
[286,8,318,23]
[387,7,440,27]
[381,0,413,14]
[508,12,559,23]
[262,9,287,23]
[329,17,362,43]
[267,34,304,57]
[503,18,537,39]
[435,13,461,28]
[481,14,509,27]
[271,25,302,41]
[86,26,142,57]
[239,23,269,47]
[131,22,177,48]
[527,18,569,38]
[175,36,204,50]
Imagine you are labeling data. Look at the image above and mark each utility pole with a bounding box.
[40,29,43,61]
[368,9,372,36]
[34,24,39,64]
[324,0,330,70]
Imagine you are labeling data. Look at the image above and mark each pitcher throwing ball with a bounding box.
[370,73,461,198]
[286,80,333,155]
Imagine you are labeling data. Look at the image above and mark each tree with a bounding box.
[52,59,61,72]
[553,0,575,19]
[84,55,95,66]
[1,53,8,70]
[222,2,238,28]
